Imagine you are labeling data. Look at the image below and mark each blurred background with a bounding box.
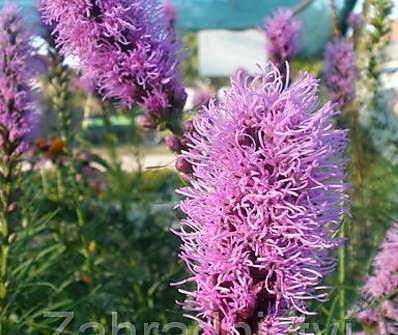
[4,0,396,171]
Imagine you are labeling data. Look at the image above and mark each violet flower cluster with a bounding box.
[323,39,356,110]
[165,119,195,175]
[192,84,216,110]
[0,5,35,153]
[356,224,398,335]
[40,0,187,130]
[348,13,361,31]
[166,84,216,174]
[263,8,302,77]
[162,0,177,32]
[174,64,349,334]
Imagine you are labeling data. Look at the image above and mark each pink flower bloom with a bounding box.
[162,0,177,30]
[348,13,361,30]
[365,224,398,298]
[192,84,216,109]
[174,64,349,334]
[357,224,398,335]
[323,39,356,110]
[0,5,36,153]
[165,134,183,153]
[40,0,186,128]
[263,9,302,76]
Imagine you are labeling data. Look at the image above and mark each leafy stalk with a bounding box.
[45,35,94,283]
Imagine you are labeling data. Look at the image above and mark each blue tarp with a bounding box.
[2,0,345,56]
[173,0,345,55]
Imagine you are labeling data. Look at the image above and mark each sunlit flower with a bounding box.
[0,5,36,153]
[40,0,186,129]
[263,9,302,76]
[174,64,349,334]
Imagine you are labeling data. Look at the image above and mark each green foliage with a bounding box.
[3,159,187,334]
[290,57,323,78]
[180,32,199,87]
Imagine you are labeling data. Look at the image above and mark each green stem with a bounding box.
[0,214,9,334]
[328,0,340,38]
[49,50,94,283]
[325,292,340,335]
[40,169,51,197]
[0,155,15,333]
[338,221,346,335]
[293,0,315,15]
[347,109,366,281]
[51,56,87,233]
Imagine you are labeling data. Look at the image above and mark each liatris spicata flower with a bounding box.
[348,13,361,30]
[263,9,302,77]
[162,0,177,31]
[356,224,398,335]
[0,4,37,318]
[323,39,356,110]
[174,64,349,334]
[165,120,196,174]
[0,5,36,153]
[40,0,187,131]
[192,84,216,109]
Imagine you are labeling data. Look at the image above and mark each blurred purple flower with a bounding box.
[365,224,398,298]
[356,224,398,335]
[165,134,182,153]
[136,114,157,129]
[0,5,36,153]
[162,0,177,31]
[324,39,356,110]
[263,9,302,76]
[40,0,187,129]
[174,64,349,334]
[192,84,216,109]
[348,12,361,30]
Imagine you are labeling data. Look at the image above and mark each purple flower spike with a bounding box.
[192,84,216,109]
[323,39,356,110]
[263,8,302,76]
[175,156,193,174]
[162,0,177,30]
[174,64,349,334]
[0,5,36,153]
[165,134,183,153]
[357,224,398,334]
[365,224,398,298]
[348,13,361,30]
[40,0,186,128]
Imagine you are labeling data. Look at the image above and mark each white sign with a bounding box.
[198,29,267,77]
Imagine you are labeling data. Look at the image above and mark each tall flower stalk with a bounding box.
[40,0,187,134]
[174,64,349,334]
[40,28,96,284]
[323,5,357,330]
[329,2,394,309]
[324,39,356,111]
[0,5,36,327]
[263,8,302,79]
